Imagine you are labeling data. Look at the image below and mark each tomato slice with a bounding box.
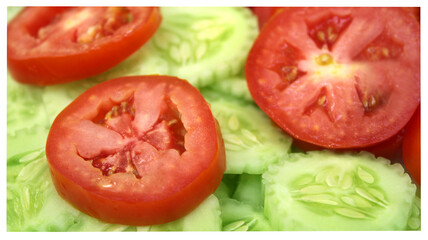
[246,7,420,149]
[402,105,421,186]
[45,75,226,226]
[249,7,284,29]
[7,7,161,85]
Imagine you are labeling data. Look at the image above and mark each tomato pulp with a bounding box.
[7,7,161,85]
[46,76,226,226]
[246,7,420,149]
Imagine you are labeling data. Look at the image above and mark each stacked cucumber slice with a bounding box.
[7,7,420,231]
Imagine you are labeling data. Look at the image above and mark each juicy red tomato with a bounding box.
[403,105,421,186]
[250,7,284,29]
[402,7,420,22]
[246,7,420,149]
[46,75,226,226]
[7,7,161,86]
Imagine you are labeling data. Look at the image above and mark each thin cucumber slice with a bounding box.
[232,174,264,208]
[7,73,50,158]
[407,196,421,230]
[219,198,272,231]
[202,90,292,174]
[148,7,258,88]
[202,74,254,102]
[263,151,417,230]
[145,195,222,231]
[7,127,50,159]
[7,149,129,231]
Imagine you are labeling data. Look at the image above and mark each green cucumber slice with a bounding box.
[407,196,421,230]
[7,73,50,158]
[232,174,264,208]
[263,151,417,230]
[202,74,254,102]
[145,7,258,88]
[144,195,222,231]
[7,148,129,231]
[219,198,272,231]
[202,91,292,174]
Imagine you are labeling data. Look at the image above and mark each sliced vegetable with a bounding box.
[202,90,292,174]
[246,7,420,149]
[7,73,50,158]
[7,148,129,231]
[202,75,254,103]
[7,7,161,85]
[263,151,417,230]
[407,196,421,230]
[142,7,258,88]
[46,75,226,226]
[144,195,222,231]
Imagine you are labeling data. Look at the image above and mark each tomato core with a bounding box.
[82,92,187,178]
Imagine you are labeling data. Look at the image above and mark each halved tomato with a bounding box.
[7,7,161,85]
[402,105,421,186]
[45,75,226,226]
[246,7,420,149]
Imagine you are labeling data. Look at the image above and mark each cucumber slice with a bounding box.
[7,73,50,158]
[202,91,292,174]
[7,148,130,231]
[232,174,264,208]
[219,198,272,231]
[263,151,417,230]
[202,74,254,102]
[145,195,222,231]
[407,196,421,230]
[145,7,258,88]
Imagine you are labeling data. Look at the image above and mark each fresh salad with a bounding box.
[7,7,420,231]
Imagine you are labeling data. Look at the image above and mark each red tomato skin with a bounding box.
[402,106,421,186]
[46,76,226,226]
[7,7,161,86]
[246,7,420,149]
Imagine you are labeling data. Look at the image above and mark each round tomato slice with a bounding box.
[246,7,420,149]
[7,7,161,86]
[402,105,420,186]
[45,75,226,226]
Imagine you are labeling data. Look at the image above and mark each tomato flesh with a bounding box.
[7,7,161,85]
[46,76,226,225]
[246,7,420,149]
